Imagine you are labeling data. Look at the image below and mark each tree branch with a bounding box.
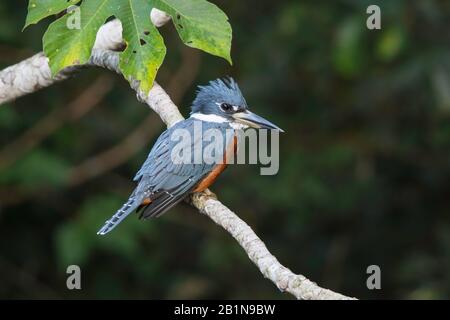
[0,9,355,300]
[191,190,354,300]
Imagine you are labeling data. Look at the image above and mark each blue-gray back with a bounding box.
[132,118,233,218]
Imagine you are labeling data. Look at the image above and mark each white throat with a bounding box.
[190,113,249,129]
[229,122,249,130]
[190,113,228,123]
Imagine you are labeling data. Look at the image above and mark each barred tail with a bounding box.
[97,195,138,235]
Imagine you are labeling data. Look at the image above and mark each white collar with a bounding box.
[190,113,229,123]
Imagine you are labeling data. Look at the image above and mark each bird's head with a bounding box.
[190,77,283,132]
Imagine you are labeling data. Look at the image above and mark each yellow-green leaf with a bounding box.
[115,0,166,93]
[43,0,114,74]
[155,0,232,64]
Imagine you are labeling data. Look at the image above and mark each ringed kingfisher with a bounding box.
[97,77,283,235]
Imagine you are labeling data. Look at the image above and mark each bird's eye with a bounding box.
[220,103,233,112]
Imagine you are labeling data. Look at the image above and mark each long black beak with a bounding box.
[233,111,284,132]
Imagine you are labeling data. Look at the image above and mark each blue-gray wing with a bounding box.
[134,119,232,219]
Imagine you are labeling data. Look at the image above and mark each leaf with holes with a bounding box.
[117,0,166,93]
[24,0,81,29]
[154,0,232,64]
[31,0,232,94]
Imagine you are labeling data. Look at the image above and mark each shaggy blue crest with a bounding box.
[190,77,248,115]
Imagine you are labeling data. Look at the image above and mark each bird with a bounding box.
[97,77,283,235]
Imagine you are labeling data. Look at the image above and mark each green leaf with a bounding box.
[117,0,166,93]
[154,0,232,64]
[43,0,115,75]
[24,0,81,29]
[41,0,232,94]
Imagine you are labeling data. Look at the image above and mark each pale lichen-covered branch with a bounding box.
[190,190,354,300]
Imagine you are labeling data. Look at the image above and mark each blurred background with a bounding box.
[1,0,450,299]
